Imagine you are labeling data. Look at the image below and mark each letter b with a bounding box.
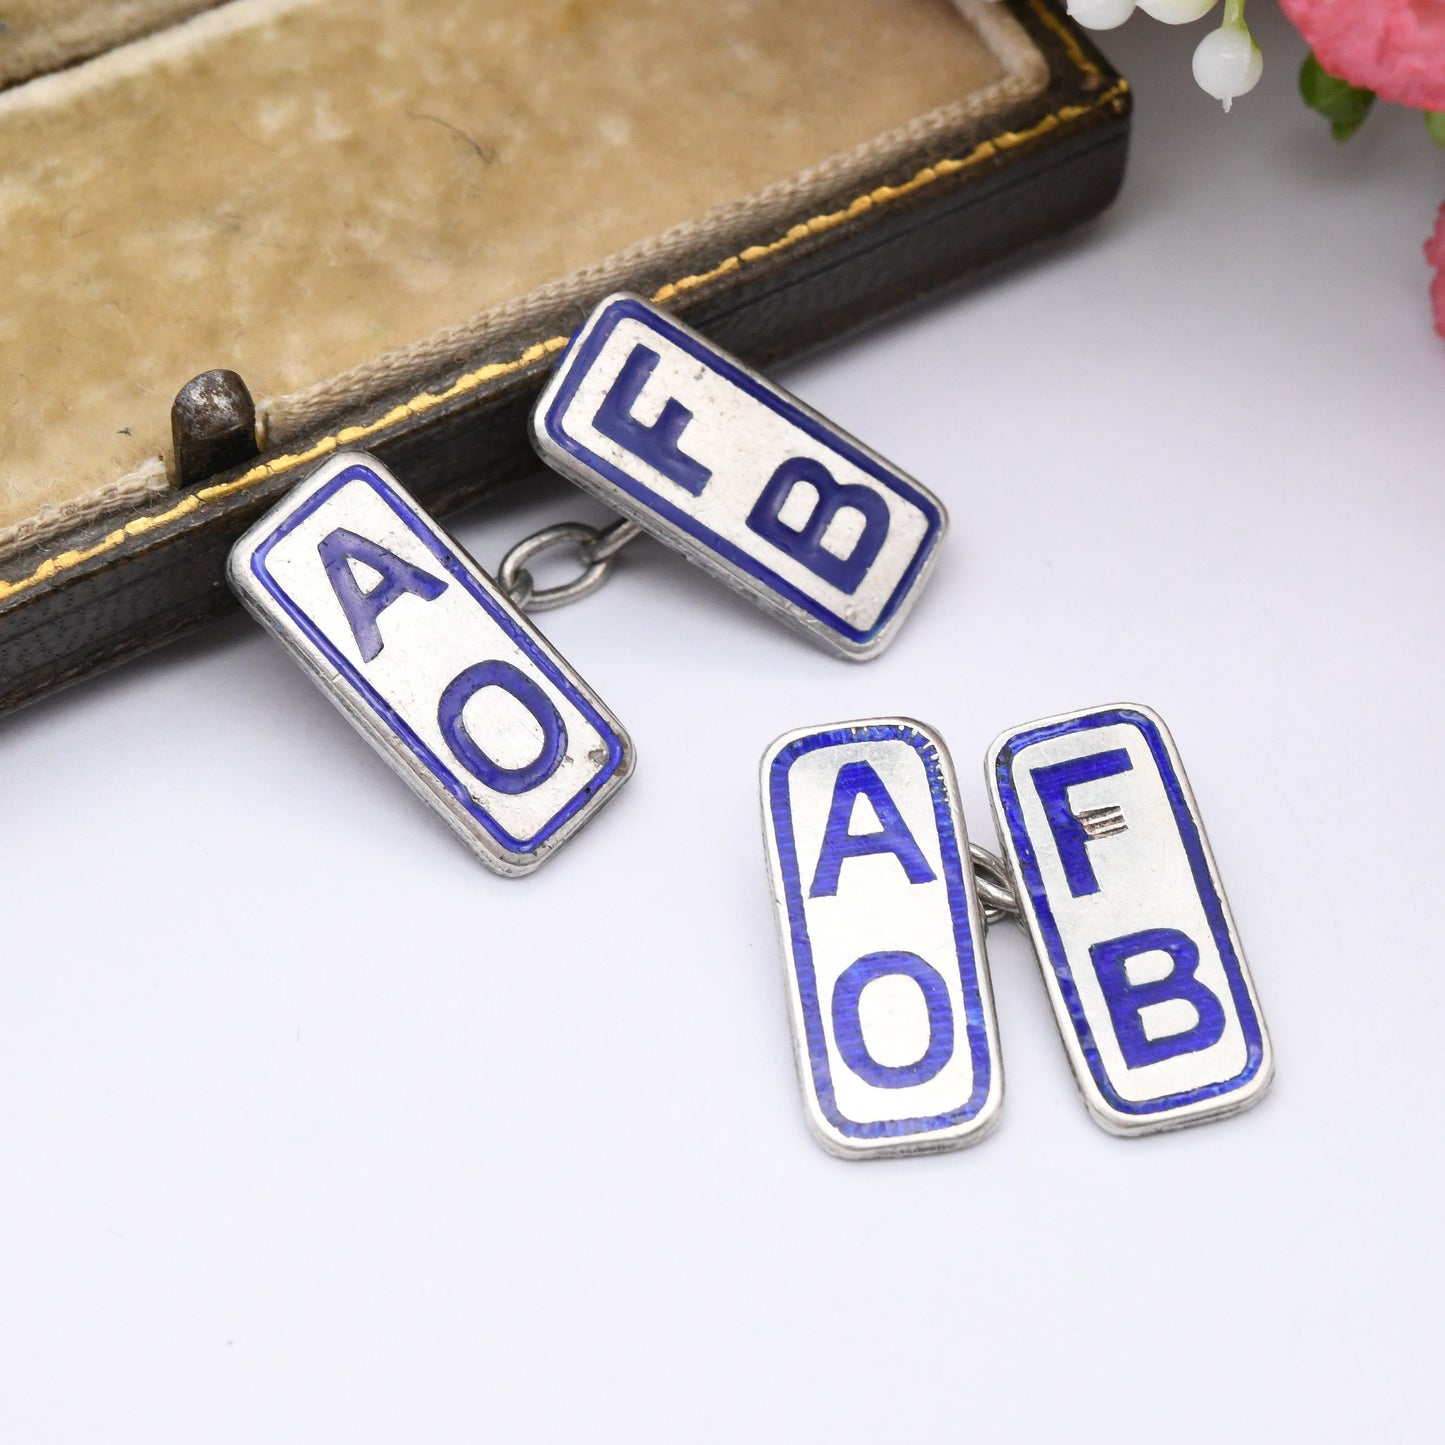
[746,457,890,594]
[1089,928,1227,1069]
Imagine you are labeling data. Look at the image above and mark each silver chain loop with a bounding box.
[498,518,643,612]
[969,843,1019,926]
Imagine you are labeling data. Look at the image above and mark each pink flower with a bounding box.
[1426,201,1445,339]
[1279,0,1445,111]
[1284,3,1445,339]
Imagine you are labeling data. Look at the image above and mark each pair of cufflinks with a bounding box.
[761,709,1273,1152]
[227,293,947,874]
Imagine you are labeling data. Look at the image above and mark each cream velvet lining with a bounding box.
[0,0,1044,551]
[0,1,223,87]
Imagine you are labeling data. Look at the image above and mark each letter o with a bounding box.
[830,951,954,1089]
[437,660,567,795]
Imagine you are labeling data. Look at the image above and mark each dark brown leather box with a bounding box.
[0,0,1128,716]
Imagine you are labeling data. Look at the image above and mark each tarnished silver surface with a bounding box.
[227,451,634,877]
[986,703,1272,1135]
[532,294,946,661]
[761,717,1003,1159]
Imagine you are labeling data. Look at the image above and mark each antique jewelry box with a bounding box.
[0,0,1128,714]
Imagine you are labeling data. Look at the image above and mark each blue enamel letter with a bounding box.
[1090,928,1227,1068]
[745,457,890,594]
[831,951,955,1088]
[809,760,936,898]
[592,344,712,496]
[318,527,447,663]
[438,660,568,795]
[1031,749,1133,897]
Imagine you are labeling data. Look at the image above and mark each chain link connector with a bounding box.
[969,843,1020,926]
[581,518,644,565]
[497,518,643,613]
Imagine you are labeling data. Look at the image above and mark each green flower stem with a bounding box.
[1223,0,1247,28]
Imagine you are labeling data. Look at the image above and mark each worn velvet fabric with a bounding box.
[0,0,1043,554]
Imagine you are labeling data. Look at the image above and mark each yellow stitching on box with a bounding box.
[1026,0,1103,87]
[0,75,1126,607]
[650,88,1126,303]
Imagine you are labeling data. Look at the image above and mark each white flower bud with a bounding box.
[1138,0,1218,23]
[1192,25,1263,111]
[1065,0,1136,31]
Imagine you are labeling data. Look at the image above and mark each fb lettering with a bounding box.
[536,296,946,660]
[1033,745,1225,1068]
[988,705,1272,1134]
[591,346,891,592]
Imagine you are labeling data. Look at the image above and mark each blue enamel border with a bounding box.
[249,463,627,856]
[769,723,993,1139]
[993,708,1264,1116]
[541,297,943,646]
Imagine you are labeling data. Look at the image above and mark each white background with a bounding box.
[1,9,1441,1440]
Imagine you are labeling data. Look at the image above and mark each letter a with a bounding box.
[810,760,937,898]
[318,527,448,663]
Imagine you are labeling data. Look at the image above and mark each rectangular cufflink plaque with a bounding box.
[228,451,634,877]
[531,294,947,660]
[987,704,1272,1135]
[761,718,1003,1158]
